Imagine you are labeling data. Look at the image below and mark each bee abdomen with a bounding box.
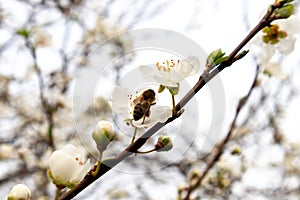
[133,102,149,121]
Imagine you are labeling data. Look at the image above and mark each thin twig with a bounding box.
[182,64,259,200]
[26,41,55,149]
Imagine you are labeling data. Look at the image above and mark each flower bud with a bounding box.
[48,144,90,189]
[231,146,242,155]
[7,184,31,200]
[158,84,165,93]
[155,136,173,152]
[92,120,115,153]
[272,4,294,20]
[206,48,228,70]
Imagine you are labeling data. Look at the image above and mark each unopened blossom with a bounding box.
[92,120,115,152]
[7,184,31,200]
[48,144,90,188]
[112,86,172,127]
[155,136,173,152]
[139,56,201,87]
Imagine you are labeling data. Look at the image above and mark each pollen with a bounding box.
[262,24,287,44]
[156,59,180,73]
[75,157,83,165]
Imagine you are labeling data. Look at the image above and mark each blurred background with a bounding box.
[0,0,300,199]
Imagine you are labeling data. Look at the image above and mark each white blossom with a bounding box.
[253,16,300,63]
[48,144,90,188]
[112,86,172,127]
[7,184,31,200]
[139,56,201,87]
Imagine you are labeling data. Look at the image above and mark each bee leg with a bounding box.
[141,115,146,124]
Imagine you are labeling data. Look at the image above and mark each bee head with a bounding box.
[143,89,156,101]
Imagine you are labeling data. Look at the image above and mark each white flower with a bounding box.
[112,86,172,127]
[7,184,31,200]
[48,144,90,188]
[139,56,201,87]
[253,16,300,63]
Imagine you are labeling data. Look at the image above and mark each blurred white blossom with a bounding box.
[139,56,200,87]
[0,144,14,160]
[7,184,31,200]
[263,62,287,80]
[48,144,90,188]
[254,15,300,63]
[32,27,51,47]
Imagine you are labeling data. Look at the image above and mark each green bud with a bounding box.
[233,50,249,62]
[155,136,173,152]
[16,28,30,39]
[275,0,294,4]
[168,84,179,95]
[190,170,201,180]
[231,146,242,155]
[206,48,228,69]
[272,4,294,20]
[92,120,115,153]
[158,84,165,93]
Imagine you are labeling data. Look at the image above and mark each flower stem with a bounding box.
[55,188,61,200]
[91,152,103,177]
[136,148,156,154]
[172,94,176,116]
[131,127,138,144]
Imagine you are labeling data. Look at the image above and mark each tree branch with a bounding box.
[58,2,283,199]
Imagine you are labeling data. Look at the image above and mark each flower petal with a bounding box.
[139,65,160,82]
[112,86,130,117]
[140,64,176,86]
[49,151,78,184]
[175,56,200,77]
[277,36,296,55]
[62,144,85,159]
[277,16,300,35]
[71,159,90,183]
[151,105,172,122]
[152,74,178,87]
[170,56,200,84]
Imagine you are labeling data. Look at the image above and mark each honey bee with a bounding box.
[132,89,156,122]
